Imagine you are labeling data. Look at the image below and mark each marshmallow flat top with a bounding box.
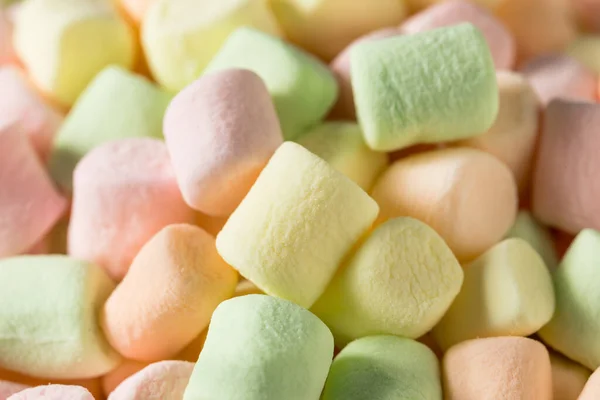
[550,352,591,400]
[142,0,281,91]
[7,385,93,400]
[216,142,379,308]
[295,122,388,191]
[443,337,552,400]
[539,229,600,370]
[371,147,518,261]
[322,336,442,400]
[0,255,121,379]
[506,211,559,270]
[432,238,555,350]
[401,0,515,69]
[0,381,28,400]
[102,360,147,397]
[101,224,238,361]
[49,66,172,191]
[13,0,135,107]
[164,68,283,216]
[520,55,597,106]
[580,368,600,400]
[351,23,498,152]
[108,361,194,400]
[183,295,334,400]
[312,217,463,346]
[205,27,338,140]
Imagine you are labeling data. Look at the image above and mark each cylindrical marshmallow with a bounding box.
[68,138,196,281]
[164,69,283,216]
[216,142,379,308]
[102,224,237,361]
[371,147,518,261]
[7,385,93,400]
[183,295,334,400]
[550,352,591,400]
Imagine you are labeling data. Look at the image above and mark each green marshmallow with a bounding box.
[351,23,498,151]
[506,211,559,270]
[205,27,338,140]
[0,255,120,379]
[539,229,600,370]
[295,122,388,191]
[48,66,172,190]
[322,336,442,400]
[183,294,334,400]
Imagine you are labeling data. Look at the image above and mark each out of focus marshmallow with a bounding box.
[68,138,196,281]
[117,0,155,26]
[0,9,17,65]
[567,35,600,74]
[164,69,283,216]
[550,352,591,400]
[406,0,500,11]
[7,385,93,400]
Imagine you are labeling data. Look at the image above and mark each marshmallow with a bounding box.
[117,0,155,26]
[572,0,600,31]
[443,337,552,400]
[538,229,600,370]
[371,148,518,261]
[520,55,597,106]
[0,125,66,258]
[322,336,442,400]
[0,255,120,378]
[13,0,135,107]
[206,27,338,140]
[102,224,237,361]
[0,67,63,161]
[400,1,515,69]
[295,122,388,191]
[550,352,591,400]
[68,138,195,281]
[432,238,555,349]
[312,217,463,346]
[567,35,600,74]
[0,381,28,400]
[108,361,194,400]
[406,0,500,11]
[183,295,333,400]
[507,211,559,270]
[0,369,103,400]
[0,9,17,65]
[102,360,147,397]
[7,385,93,400]
[142,0,280,92]
[533,100,600,234]
[49,66,172,191]
[456,72,539,190]
[580,368,600,400]
[352,24,498,151]
[269,0,407,61]
[216,142,379,308]
[164,69,283,216]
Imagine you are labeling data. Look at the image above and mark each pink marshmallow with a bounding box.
[0,10,17,66]
[400,1,516,70]
[107,361,194,400]
[0,381,28,400]
[7,385,93,400]
[533,99,600,234]
[164,69,283,216]
[0,67,63,161]
[520,55,597,106]
[0,124,67,258]
[68,138,195,281]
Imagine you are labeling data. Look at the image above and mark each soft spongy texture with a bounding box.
[0,255,121,379]
[322,336,442,400]
[351,23,498,151]
[183,295,334,400]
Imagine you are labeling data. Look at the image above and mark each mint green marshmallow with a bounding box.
[183,295,334,400]
[506,211,559,270]
[322,336,442,400]
[48,66,172,190]
[351,23,498,151]
[0,255,120,379]
[205,27,338,140]
[539,229,600,370]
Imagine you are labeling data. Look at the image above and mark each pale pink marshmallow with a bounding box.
[7,385,93,400]
[520,55,597,106]
[0,67,63,161]
[0,381,28,400]
[0,124,67,258]
[400,0,516,70]
[580,367,600,400]
[164,69,283,216]
[329,27,401,120]
[532,99,600,234]
[107,361,194,400]
[68,138,195,281]
[0,10,17,66]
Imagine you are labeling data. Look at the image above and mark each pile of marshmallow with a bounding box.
[1,0,600,398]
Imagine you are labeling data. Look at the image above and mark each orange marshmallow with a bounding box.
[175,331,207,363]
[101,224,237,361]
[101,360,148,397]
[443,337,552,400]
[68,138,196,281]
[580,367,600,400]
